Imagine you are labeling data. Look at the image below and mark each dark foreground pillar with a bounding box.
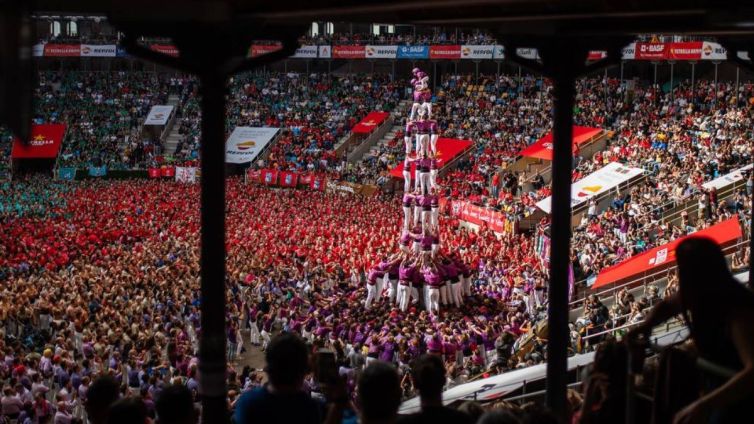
[198,72,228,424]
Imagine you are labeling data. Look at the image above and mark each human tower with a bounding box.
[366,68,472,316]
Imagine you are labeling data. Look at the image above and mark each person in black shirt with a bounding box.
[398,354,472,424]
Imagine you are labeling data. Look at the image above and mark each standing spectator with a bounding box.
[357,362,402,424]
[398,355,472,424]
[156,385,197,424]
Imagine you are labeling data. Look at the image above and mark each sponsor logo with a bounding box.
[29,134,54,146]
[703,44,713,56]
[577,185,602,197]
[236,140,256,150]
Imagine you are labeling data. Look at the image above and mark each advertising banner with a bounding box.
[536,162,645,213]
[279,171,298,187]
[390,138,473,178]
[43,44,80,57]
[32,44,45,57]
[250,44,282,58]
[150,44,179,57]
[587,51,607,61]
[161,166,176,178]
[666,42,703,60]
[148,168,161,178]
[310,175,326,191]
[351,112,390,134]
[261,169,278,185]
[460,45,494,59]
[635,42,667,60]
[621,43,636,60]
[450,200,516,234]
[58,167,76,181]
[332,45,365,59]
[397,45,429,59]
[593,217,742,289]
[318,45,331,59]
[80,44,117,57]
[11,124,66,159]
[144,105,174,126]
[430,45,461,59]
[88,166,107,177]
[365,45,398,59]
[225,126,279,164]
[492,45,505,60]
[515,48,540,60]
[701,41,728,60]
[518,126,602,161]
[291,45,318,58]
[176,166,198,183]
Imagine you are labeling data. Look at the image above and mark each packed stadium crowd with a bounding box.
[0,64,753,423]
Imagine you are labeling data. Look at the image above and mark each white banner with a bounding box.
[80,44,117,57]
[536,162,645,213]
[492,45,505,60]
[291,45,318,58]
[32,44,45,57]
[461,45,494,59]
[225,126,279,164]
[144,105,174,125]
[318,45,331,59]
[621,43,636,60]
[701,41,728,61]
[175,166,198,183]
[516,48,540,60]
[365,45,397,59]
[703,164,753,190]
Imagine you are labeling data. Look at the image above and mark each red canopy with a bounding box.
[517,126,602,161]
[592,218,743,289]
[390,138,473,178]
[11,124,66,159]
[352,112,390,134]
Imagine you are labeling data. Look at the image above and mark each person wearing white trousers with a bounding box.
[249,315,261,346]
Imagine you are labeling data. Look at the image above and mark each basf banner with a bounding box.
[461,45,494,59]
[536,162,645,213]
[397,45,429,59]
[80,44,117,57]
[11,124,67,159]
[225,127,279,164]
[365,45,398,59]
[291,45,318,58]
[144,105,174,126]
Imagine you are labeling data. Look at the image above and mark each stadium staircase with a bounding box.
[162,94,183,155]
[356,99,411,164]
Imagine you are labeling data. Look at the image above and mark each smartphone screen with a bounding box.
[315,350,338,384]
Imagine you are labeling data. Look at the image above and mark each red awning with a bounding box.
[352,112,390,134]
[592,218,743,289]
[517,126,602,161]
[11,124,67,159]
[390,138,473,178]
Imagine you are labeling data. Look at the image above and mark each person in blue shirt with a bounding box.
[234,333,324,424]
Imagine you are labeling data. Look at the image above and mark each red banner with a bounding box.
[150,44,179,57]
[261,169,278,185]
[592,218,742,289]
[299,173,312,185]
[352,112,391,134]
[246,169,261,182]
[430,45,461,59]
[161,166,176,178]
[148,168,161,178]
[666,41,703,60]
[11,124,66,159]
[310,175,326,191]
[250,44,282,58]
[390,138,474,178]
[332,45,365,59]
[635,42,667,60]
[279,171,298,188]
[587,51,607,61]
[43,44,80,57]
[517,126,602,161]
[450,200,516,233]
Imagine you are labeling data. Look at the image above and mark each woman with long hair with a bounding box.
[628,237,754,424]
